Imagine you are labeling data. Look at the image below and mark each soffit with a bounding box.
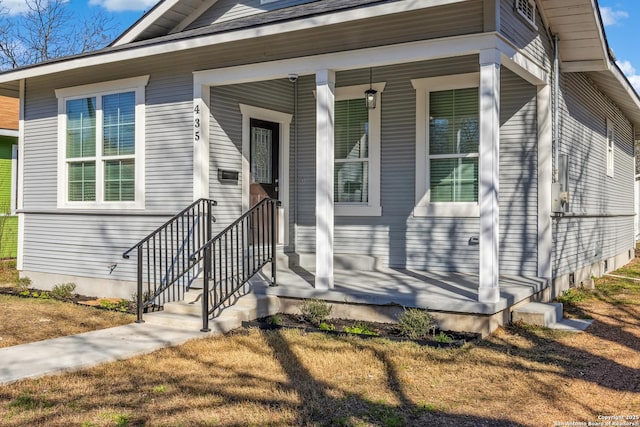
[538,0,608,71]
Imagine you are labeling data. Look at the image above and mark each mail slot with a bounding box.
[218,169,239,182]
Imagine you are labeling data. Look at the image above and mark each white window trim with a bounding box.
[412,73,480,217]
[55,76,149,209]
[606,118,614,178]
[333,82,385,216]
[10,144,17,214]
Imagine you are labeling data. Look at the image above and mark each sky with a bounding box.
[1,0,640,95]
[599,0,640,93]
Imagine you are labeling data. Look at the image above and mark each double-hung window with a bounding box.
[333,83,385,216]
[56,76,148,209]
[412,73,480,217]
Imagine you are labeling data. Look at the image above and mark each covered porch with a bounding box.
[194,31,552,311]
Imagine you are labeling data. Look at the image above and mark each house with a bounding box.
[0,0,638,334]
[0,96,18,259]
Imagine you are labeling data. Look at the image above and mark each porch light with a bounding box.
[365,68,377,109]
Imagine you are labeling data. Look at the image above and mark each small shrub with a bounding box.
[16,276,31,292]
[398,308,436,340]
[99,299,130,312]
[319,322,335,331]
[50,282,76,300]
[299,299,332,326]
[268,314,283,326]
[435,331,452,343]
[344,322,378,336]
[38,291,49,299]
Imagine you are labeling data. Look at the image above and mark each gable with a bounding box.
[185,0,318,29]
[114,0,320,46]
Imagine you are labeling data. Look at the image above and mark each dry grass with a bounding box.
[0,294,135,348]
[0,263,639,426]
[0,259,18,285]
[0,260,134,347]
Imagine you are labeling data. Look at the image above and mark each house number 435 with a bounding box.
[194,104,201,142]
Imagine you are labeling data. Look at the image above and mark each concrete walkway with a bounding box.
[0,323,205,385]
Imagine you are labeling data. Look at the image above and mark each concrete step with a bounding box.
[512,302,563,327]
[154,290,281,332]
[142,311,241,334]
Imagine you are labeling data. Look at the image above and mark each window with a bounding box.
[56,76,148,209]
[335,99,369,203]
[515,0,536,28]
[333,83,385,216]
[412,73,480,217]
[429,88,479,202]
[606,118,614,177]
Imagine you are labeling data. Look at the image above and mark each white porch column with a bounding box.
[315,69,336,289]
[193,83,210,201]
[478,49,501,303]
[537,84,552,280]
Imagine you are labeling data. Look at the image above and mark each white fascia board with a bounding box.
[0,129,18,137]
[112,0,185,47]
[0,0,467,84]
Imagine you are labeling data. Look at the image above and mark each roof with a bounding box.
[537,0,640,137]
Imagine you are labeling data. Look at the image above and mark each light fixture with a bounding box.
[364,67,377,109]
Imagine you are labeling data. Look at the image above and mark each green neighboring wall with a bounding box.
[0,136,17,258]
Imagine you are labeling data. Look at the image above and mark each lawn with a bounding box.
[0,260,135,347]
[0,260,638,426]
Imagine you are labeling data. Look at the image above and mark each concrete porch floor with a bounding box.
[250,264,549,316]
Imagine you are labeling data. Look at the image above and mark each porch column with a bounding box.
[537,84,552,280]
[192,83,210,200]
[478,49,501,303]
[315,69,336,289]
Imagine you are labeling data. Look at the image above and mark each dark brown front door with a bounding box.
[249,118,279,205]
[249,119,279,244]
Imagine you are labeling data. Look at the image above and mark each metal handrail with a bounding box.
[190,198,278,332]
[122,198,216,323]
[122,199,216,258]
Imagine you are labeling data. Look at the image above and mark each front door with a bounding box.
[249,119,279,245]
[249,118,279,205]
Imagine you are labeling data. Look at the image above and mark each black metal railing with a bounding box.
[190,198,278,332]
[123,199,216,323]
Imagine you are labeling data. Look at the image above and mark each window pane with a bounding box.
[335,99,369,160]
[335,161,368,203]
[68,161,96,201]
[429,88,478,155]
[104,159,135,201]
[430,158,478,202]
[66,98,96,158]
[103,92,135,156]
[251,126,273,184]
